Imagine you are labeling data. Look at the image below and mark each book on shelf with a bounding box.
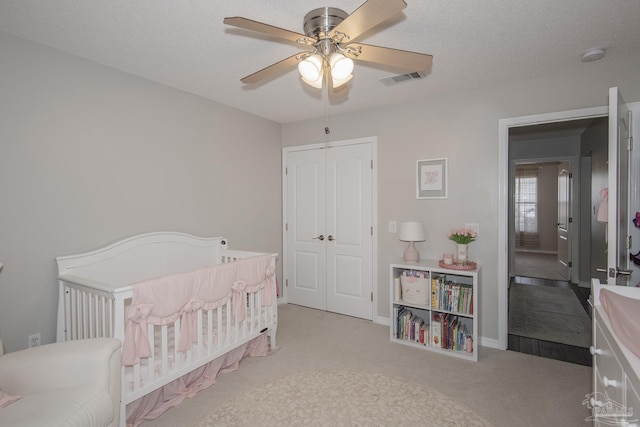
[395,306,429,345]
[432,313,441,347]
[432,276,473,315]
[431,278,438,308]
[431,312,472,352]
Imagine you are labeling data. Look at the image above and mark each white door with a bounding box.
[557,164,571,280]
[605,87,632,286]
[285,142,374,319]
[285,149,327,310]
[325,144,373,319]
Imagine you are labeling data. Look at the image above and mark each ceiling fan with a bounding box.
[223,0,433,92]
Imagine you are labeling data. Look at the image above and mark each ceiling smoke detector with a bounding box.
[580,47,606,62]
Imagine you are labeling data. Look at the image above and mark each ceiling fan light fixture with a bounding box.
[298,54,324,82]
[332,73,353,88]
[302,71,324,89]
[329,52,354,81]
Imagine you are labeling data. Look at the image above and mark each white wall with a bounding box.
[0,33,283,352]
[2,30,639,351]
[282,54,640,344]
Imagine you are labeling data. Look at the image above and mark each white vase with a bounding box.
[457,244,468,264]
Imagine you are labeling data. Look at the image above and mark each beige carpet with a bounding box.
[509,283,591,348]
[142,304,592,427]
[197,370,492,426]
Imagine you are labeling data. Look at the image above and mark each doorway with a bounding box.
[497,105,610,352]
[505,120,604,365]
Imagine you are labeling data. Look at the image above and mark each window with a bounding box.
[515,167,539,248]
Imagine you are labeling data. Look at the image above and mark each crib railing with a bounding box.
[57,251,278,404]
[124,286,273,402]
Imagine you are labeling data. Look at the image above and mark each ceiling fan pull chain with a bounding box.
[323,75,330,136]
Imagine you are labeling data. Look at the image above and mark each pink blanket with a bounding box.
[600,289,640,360]
[122,254,274,365]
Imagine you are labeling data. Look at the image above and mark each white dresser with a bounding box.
[591,280,640,426]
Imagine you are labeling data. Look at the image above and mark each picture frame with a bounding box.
[416,158,448,199]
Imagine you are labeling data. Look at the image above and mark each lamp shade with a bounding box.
[398,221,426,242]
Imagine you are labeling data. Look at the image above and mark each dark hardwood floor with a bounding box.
[507,275,593,366]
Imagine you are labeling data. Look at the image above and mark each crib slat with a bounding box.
[196,310,203,359]
[207,309,213,356]
[217,306,223,350]
[227,300,232,346]
[161,325,168,377]
[132,363,141,393]
[148,323,155,385]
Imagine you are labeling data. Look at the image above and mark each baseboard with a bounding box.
[480,336,502,350]
[376,316,390,327]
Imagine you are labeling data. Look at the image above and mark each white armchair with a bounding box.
[0,337,121,427]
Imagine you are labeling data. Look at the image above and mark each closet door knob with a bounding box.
[327,235,335,241]
[313,235,325,241]
[590,346,602,356]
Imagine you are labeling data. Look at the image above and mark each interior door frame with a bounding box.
[281,137,378,318]
[497,106,607,350]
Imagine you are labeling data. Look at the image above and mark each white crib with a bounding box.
[56,231,278,427]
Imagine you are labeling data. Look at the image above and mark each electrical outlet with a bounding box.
[389,220,397,233]
[28,333,41,348]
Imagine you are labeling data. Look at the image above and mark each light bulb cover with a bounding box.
[329,53,354,81]
[331,73,352,88]
[302,71,324,88]
[298,54,323,81]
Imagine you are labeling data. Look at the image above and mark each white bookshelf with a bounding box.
[390,260,479,362]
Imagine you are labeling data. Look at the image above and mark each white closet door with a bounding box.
[325,143,373,320]
[285,141,373,320]
[285,148,327,310]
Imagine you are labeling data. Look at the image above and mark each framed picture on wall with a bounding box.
[416,158,448,199]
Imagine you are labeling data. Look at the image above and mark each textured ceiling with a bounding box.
[1,0,639,124]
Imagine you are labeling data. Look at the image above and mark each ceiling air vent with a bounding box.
[380,71,426,86]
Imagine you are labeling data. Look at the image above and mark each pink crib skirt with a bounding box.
[126,334,268,427]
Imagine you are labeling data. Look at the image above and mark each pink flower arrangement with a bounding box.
[448,228,478,244]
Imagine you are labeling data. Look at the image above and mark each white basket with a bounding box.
[401,276,429,305]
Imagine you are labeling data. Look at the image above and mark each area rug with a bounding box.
[509,283,591,348]
[514,252,567,281]
[197,370,493,426]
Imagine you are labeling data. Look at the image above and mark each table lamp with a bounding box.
[398,221,426,262]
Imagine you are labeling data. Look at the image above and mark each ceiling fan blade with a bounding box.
[343,42,432,72]
[329,0,407,43]
[224,17,314,46]
[240,52,309,84]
